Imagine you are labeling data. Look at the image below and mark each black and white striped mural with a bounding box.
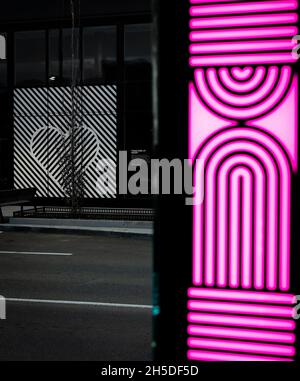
[13,85,117,198]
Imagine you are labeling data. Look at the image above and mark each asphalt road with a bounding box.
[0,231,152,361]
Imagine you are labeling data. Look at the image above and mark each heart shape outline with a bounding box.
[30,125,100,191]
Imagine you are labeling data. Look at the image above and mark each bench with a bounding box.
[0,188,37,222]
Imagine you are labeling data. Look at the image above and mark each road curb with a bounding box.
[0,224,153,240]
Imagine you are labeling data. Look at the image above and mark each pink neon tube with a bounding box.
[206,67,279,107]
[190,1,297,17]
[203,150,264,288]
[217,162,255,287]
[189,26,298,41]
[190,40,296,55]
[188,288,296,304]
[187,300,294,317]
[187,325,296,343]
[231,67,253,80]
[197,142,279,289]
[193,128,291,290]
[190,13,298,29]
[231,169,252,288]
[194,66,291,120]
[219,67,266,93]
[188,312,296,330]
[190,0,249,3]
[190,53,297,67]
[187,350,293,362]
[187,337,295,357]
[229,169,241,288]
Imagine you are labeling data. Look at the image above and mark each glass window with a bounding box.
[0,34,6,60]
[0,61,7,87]
[124,24,152,81]
[49,29,60,85]
[83,26,117,83]
[0,90,9,135]
[0,138,12,189]
[125,81,152,113]
[124,23,153,161]
[125,112,153,151]
[0,33,7,87]
[15,30,46,86]
[0,89,11,189]
[62,28,80,85]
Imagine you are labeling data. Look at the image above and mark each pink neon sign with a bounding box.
[188,0,298,361]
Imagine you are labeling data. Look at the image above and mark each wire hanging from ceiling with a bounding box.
[61,0,84,214]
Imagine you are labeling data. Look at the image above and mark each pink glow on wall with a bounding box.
[187,0,298,362]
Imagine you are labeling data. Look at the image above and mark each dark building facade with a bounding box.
[0,0,152,206]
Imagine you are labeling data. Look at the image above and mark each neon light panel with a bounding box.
[188,0,298,361]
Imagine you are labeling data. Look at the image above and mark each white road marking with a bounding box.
[6,298,152,310]
[0,251,72,256]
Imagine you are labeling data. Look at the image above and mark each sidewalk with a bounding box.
[0,206,153,238]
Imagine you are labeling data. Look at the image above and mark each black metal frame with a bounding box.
[1,11,153,208]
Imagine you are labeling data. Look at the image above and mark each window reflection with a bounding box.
[12,23,154,196]
[49,29,60,85]
[15,30,46,86]
[0,62,7,88]
[83,26,117,83]
[62,28,80,85]
[124,81,152,113]
[124,23,152,161]
[0,89,10,189]
[124,24,152,81]
[125,112,152,151]
[0,34,7,87]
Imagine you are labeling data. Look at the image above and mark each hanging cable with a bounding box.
[61,0,84,214]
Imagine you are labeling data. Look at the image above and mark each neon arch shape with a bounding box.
[187,0,298,362]
[192,127,291,291]
[219,66,266,93]
[194,66,292,120]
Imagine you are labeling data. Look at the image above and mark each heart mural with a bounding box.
[30,125,100,194]
[14,85,117,198]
